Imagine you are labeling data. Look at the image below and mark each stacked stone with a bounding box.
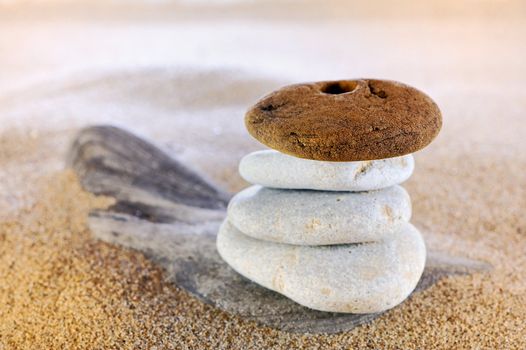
[217,79,442,314]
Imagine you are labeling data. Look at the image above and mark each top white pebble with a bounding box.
[239,150,414,192]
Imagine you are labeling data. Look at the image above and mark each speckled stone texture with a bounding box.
[239,150,414,191]
[217,220,426,314]
[227,185,411,245]
[245,79,442,161]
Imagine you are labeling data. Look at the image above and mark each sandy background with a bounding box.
[0,1,525,349]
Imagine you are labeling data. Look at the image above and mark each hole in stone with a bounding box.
[261,104,276,112]
[321,81,358,95]
[368,82,388,98]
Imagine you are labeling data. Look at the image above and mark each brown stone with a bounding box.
[245,79,442,161]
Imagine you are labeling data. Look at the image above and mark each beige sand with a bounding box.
[0,1,525,349]
[0,108,524,349]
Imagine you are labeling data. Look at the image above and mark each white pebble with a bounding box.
[239,150,414,192]
[227,185,411,245]
[217,220,426,314]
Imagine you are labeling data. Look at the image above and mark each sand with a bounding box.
[0,1,525,349]
[0,122,524,349]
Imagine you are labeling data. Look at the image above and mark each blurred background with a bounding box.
[0,0,525,189]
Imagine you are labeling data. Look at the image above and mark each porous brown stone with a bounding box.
[245,79,442,161]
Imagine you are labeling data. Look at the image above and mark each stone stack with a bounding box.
[217,79,442,313]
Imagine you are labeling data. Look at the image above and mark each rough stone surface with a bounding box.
[217,220,427,314]
[245,79,442,161]
[239,150,414,191]
[227,185,411,245]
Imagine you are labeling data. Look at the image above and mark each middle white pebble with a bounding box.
[227,185,412,245]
